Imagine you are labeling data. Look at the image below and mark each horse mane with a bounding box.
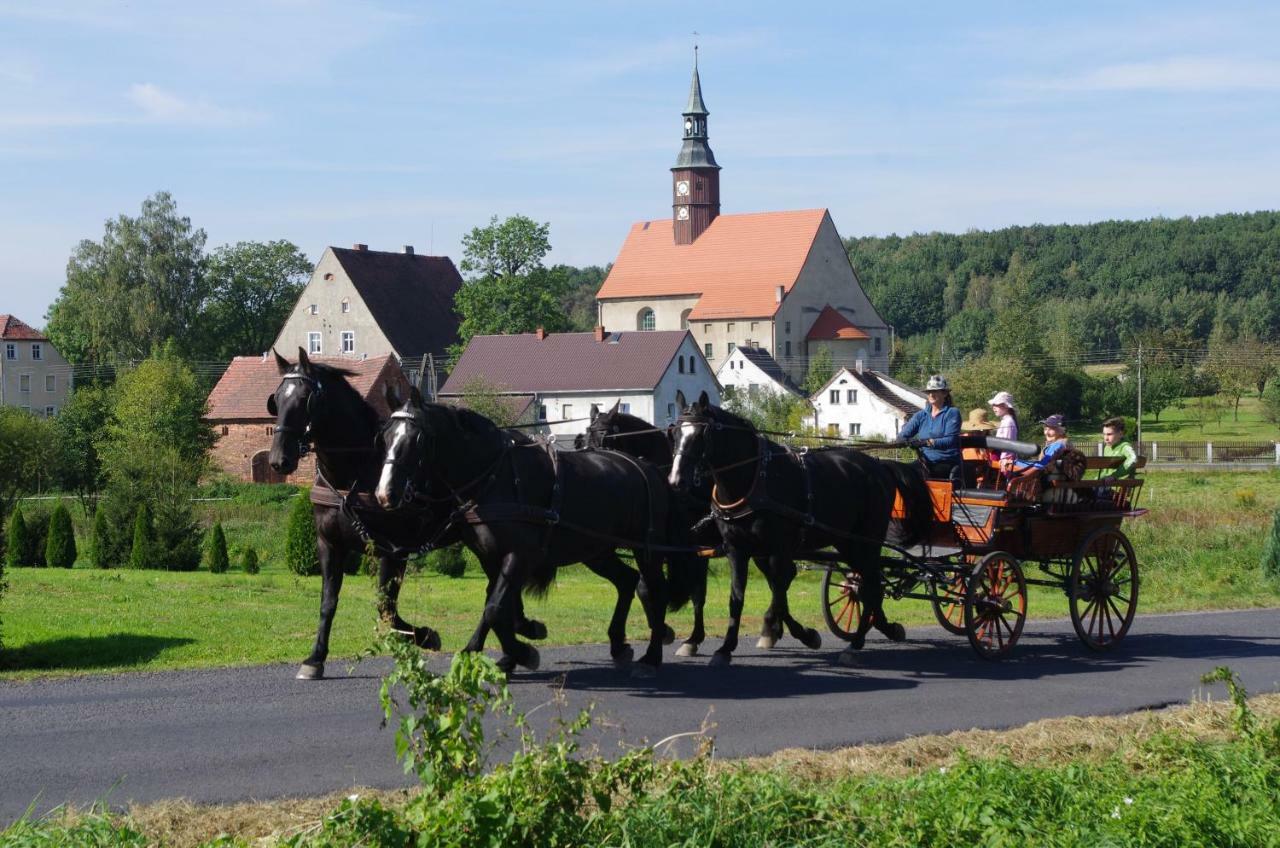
[699,402,754,434]
[301,363,379,432]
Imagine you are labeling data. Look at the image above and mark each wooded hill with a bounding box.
[845,210,1280,349]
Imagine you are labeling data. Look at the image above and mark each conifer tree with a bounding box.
[45,502,77,568]
[89,507,111,569]
[1263,508,1280,580]
[4,507,30,570]
[204,522,230,574]
[285,492,320,576]
[239,546,260,575]
[128,502,156,570]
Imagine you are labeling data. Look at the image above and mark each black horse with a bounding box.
[377,395,688,676]
[266,350,545,679]
[668,392,933,666]
[577,403,711,657]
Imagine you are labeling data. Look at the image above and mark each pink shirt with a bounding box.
[996,414,1017,463]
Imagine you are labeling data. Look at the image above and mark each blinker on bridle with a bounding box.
[273,372,324,456]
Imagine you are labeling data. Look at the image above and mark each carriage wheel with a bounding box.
[1069,528,1139,651]
[929,567,969,636]
[821,568,862,642]
[963,552,1027,660]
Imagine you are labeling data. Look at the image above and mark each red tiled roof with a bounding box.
[206,354,401,420]
[595,209,828,320]
[0,315,47,340]
[440,330,694,394]
[806,305,870,341]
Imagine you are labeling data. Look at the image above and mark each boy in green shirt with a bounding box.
[1095,416,1138,480]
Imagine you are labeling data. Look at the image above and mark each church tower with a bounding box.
[671,56,721,245]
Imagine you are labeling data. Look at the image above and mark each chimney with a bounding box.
[855,358,864,374]
[594,325,606,342]
[535,327,546,340]
[353,243,368,251]
[403,245,414,255]
[775,285,785,303]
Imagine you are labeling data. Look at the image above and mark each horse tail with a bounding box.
[884,460,932,548]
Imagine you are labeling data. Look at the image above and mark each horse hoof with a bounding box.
[613,644,635,668]
[296,663,324,680]
[662,624,676,646]
[416,627,442,651]
[837,650,859,667]
[756,635,777,650]
[675,642,699,658]
[709,652,732,667]
[848,633,866,651]
[521,646,541,672]
[884,623,907,642]
[802,629,823,650]
[630,662,658,679]
[496,655,517,674]
[519,620,548,640]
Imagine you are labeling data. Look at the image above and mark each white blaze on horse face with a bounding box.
[375,421,410,507]
[669,422,698,487]
[284,381,297,399]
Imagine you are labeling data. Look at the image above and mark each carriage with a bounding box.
[815,438,1148,659]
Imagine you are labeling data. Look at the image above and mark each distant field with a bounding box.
[2,470,1278,678]
[1141,394,1278,441]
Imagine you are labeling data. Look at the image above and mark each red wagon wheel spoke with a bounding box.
[822,570,862,642]
[964,552,1026,661]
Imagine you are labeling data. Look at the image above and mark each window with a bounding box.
[678,356,685,374]
[829,389,840,404]
[785,321,791,334]
[323,272,335,280]
[638,308,656,331]
[538,405,548,421]
[726,323,735,334]
[45,406,56,417]
[46,375,56,392]
[266,426,275,435]
[221,425,230,436]
[848,423,861,436]
[667,403,676,420]
[847,389,857,404]
[341,331,355,353]
[751,322,758,333]
[31,344,41,360]
[785,341,792,357]
[4,343,14,360]
[703,324,711,333]
[341,298,350,313]
[19,374,30,393]
[307,332,322,354]
[704,342,713,358]
[620,402,631,414]
[689,357,695,374]
[562,404,573,420]
[827,424,840,437]
[874,336,882,353]
[680,309,692,329]
[308,304,318,315]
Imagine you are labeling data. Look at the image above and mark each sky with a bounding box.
[3,1,1280,326]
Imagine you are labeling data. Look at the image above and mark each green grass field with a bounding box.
[2,469,1279,679]
[1140,394,1279,441]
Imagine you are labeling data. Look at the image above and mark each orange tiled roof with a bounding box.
[596,209,828,320]
[206,354,401,420]
[0,315,47,340]
[806,305,870,341]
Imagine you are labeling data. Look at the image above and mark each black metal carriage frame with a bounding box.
[812,456,1148,660]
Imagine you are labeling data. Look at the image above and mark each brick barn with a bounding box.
[205,353,408,484]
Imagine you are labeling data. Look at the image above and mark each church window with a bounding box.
[689,357,695,374]
[678,356,685,374]
[638,308,656,331]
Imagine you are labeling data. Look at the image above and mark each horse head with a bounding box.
[267,348,330,475]
[581,400,622,450]
[375,384,429,509]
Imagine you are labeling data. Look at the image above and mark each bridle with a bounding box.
[271,372,325,457]
[674,413,763,500]
[381,408,433,504]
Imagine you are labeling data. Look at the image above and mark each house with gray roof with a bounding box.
[810,366,924,440]
[439,328,720,438]
[272,244,461,386]
[716,345,803,400]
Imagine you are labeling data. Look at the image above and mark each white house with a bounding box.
[717,346,803,400]
[439,328,720,440]
[810,367,924,440]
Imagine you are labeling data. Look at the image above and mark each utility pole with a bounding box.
[1136,343,1143,447]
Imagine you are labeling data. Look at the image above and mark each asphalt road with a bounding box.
[2,607,1278,824]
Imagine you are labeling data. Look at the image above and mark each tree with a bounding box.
[556,264,610,331]
[4,507,32,569]
[0,407,57,523]
[89,507,111,569]
[200,240,311,359]
[1262,379,1280,425]
[285,492,320,576]
[802,347,835,396]
[456,376,528,427]
[53,383,112,516]
[128,502,156,570]
[46,191,208,362]
[239,546,260,575]
[1262,508,1280,581]
[460,215,551,280]
[44,502,77,568]
[203,523,230,574]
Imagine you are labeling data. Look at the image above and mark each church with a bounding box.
[595,61,890,382]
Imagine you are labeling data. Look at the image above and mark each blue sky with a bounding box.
[3,1,1279,326]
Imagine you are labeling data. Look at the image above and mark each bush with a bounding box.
[127,502,156,570]
[89,507,111,569]
[427,544,468,578]
[44,502,77,568]
[4,506,30,569]
[285,491,320,576]
[203,522,229,574]
[239,546,260,575]
[1263,508,1280,580]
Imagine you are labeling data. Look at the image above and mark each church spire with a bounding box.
[671,52,721,245]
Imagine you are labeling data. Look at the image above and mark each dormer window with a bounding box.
[308,304,318,315]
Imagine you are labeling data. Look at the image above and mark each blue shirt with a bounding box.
[899,405,961,464]
[1013,438,1067,472]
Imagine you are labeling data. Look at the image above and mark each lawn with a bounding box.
[1140,394,1279,441]
[2,470,1278,678]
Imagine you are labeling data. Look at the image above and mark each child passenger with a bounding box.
[1012,414,1070,474]
[1095,416,1138,480]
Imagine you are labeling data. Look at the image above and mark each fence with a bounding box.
[1128,441,1280,466]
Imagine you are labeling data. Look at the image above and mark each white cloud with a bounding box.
[128,83,259,126]
[1018,56,1280,93]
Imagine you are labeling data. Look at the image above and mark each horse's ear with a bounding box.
[384,380,404,411]
[697,390,711,411]
[266,393,278,416]
[297,347,311,372]
[608,399,620,416]
[273,349,291,374]
[409,385,425,408]
[590,405,600,423]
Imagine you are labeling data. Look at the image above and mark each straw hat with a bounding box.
[964,408,997,431]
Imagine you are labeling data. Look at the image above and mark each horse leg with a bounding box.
[711,548,750,667]
[482,552,539,673]
[675,556,708,657]
[462,558,501,655]
[837,561,904,665]
[377,554,441,651]
[754,556,785,649]
[298,536,345,680]
[768,554,822,650]
[631,550,670,677]
[583,553,639,667]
